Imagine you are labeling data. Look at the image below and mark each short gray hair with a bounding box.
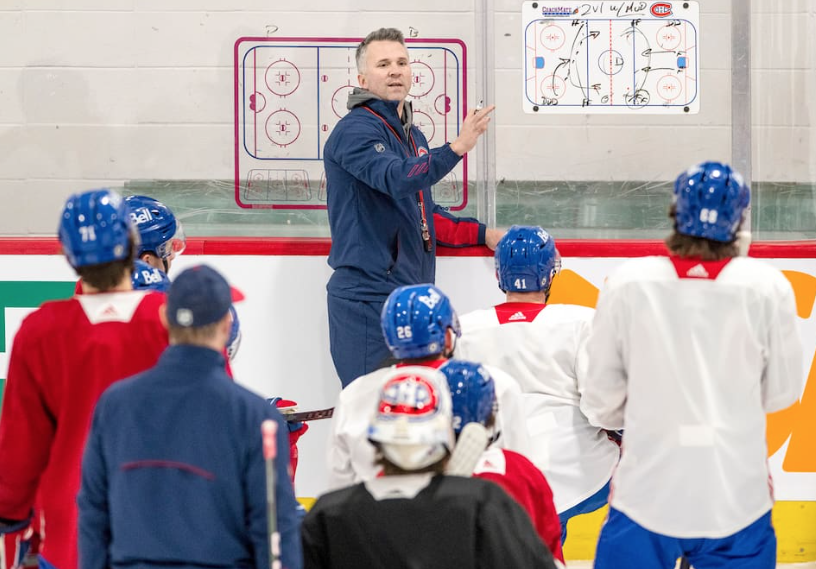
[356,28,405,73]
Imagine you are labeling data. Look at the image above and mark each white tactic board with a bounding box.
[234,37,469,210]
[522,1,700,114]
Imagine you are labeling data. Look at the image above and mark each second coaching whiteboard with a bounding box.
[522,1,700,114]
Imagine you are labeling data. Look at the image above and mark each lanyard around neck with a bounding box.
[362,106,432,252]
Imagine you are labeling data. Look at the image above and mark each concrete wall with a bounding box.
[0,0,814,235]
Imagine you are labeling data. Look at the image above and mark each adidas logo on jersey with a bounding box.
[101,305,119,317]
[686,264,710,278]
[508,311,527,321]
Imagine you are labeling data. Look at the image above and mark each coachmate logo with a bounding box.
[650,2,673,17]
[541,6,578,17]
[548,269,816,472]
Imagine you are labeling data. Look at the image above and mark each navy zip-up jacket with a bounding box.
[324,95,486,301]
[78,345,303,569]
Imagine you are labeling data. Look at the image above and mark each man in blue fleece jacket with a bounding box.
[324,27,502,387]
[78,265,303,569]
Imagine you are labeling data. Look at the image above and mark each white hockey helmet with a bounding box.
[368,366,455,471]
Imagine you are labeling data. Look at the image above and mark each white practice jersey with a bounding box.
[326,360,531,491]
[458,302,620,512]
[583,255,803,538]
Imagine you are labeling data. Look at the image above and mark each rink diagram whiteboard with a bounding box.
[522,1,700,114]
[234,37,468,210]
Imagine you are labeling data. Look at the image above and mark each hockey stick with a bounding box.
[283,407,334,423]
[261,420,281,569]
[678,558,691,569]
[446,422,489,477]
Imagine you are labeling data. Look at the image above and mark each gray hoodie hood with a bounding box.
[347,87,413,138]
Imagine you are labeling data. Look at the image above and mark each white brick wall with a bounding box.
[0,1,813,234]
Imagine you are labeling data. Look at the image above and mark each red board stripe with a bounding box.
[0,237,814,258]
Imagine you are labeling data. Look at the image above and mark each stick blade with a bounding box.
[285,407,334,422]
[446,422,488,477]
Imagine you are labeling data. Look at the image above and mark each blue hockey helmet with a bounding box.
[495,225,559,293]
[381,284,461,360]
[131,259,172,292]
[124,195,186,260]
[673,161,750,242]
[441,360,496,435]
[59,188,136,268]
[226,305,242,361]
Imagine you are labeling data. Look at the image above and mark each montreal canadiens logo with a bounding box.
[378,374,439,418]
[650,2,673,17]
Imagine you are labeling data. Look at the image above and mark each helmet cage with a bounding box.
[368,366,455,470]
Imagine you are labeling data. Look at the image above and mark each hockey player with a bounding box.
[78,265,302,569]
[456,225,619,540]
[124,195,185,273]
[128,245,309,488]
[441,360,564,562]
[0,189,169,569]
[583,162,804,569]
[327,283,530,489]
[302,366,557,569]
[73,194,183,295]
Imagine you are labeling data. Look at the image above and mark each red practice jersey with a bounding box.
[474,447,564,562]
[0,291,169,569]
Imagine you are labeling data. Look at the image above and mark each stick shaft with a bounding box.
[262,420,281,569]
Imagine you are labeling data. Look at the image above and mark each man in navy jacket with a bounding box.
[324,27,502,387]
[78,265,303,569]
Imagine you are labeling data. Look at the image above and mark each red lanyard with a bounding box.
[362,106,432,252]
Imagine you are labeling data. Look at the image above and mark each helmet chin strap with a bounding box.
[735,230,752,257]
[444,333,457,359]
[162,258,169,272]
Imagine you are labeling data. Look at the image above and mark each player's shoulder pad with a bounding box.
[458,308,498,330]
[605,256,674,287]
[482,364,522,392]
[725,256,795,291]
[544,303,595,321]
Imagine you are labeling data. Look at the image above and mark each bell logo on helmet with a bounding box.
[417,288,441,310]
[379,374,439,417]
[130,207,154,225]
[139,268,164,285]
